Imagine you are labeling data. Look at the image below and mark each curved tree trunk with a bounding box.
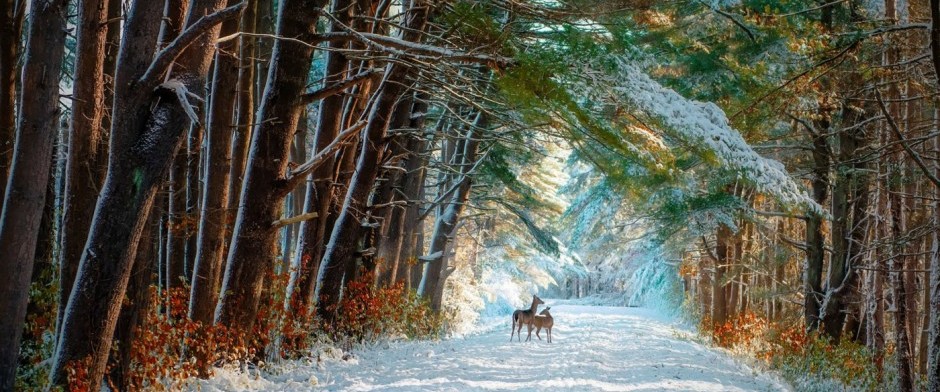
[50,0,238,388]
[0,0,69,388]
[316,1,430,320]
[215,0,325,331]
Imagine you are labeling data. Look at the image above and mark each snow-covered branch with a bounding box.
[285,121,366,188]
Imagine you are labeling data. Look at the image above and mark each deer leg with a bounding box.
[526,322,533,342]
[536,326,542,340]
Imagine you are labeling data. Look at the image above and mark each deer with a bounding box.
[510,295,544,342]
[531,307,554,343]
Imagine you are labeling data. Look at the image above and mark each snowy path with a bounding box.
[200,304,789,391]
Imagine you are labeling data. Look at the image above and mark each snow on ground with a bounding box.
[195,303,790,391]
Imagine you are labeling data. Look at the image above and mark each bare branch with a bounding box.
[875,91,940,189]
[301,69,382,104]
[285,121,367,188]
[320,32,514,67]
[695,0,755,42]
[139,2,247,88]
[272,212,319,229]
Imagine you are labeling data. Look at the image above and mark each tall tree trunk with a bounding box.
[804,118,830,333]
[821,101,868,341]
[422,114,484,311]
[0,0,69,388]
[162,0,191,295]
[290,0,351,314]
[377,93,428,285]
[166,147,188,292]
[921,232,932,374]
[885,2,912,387]
[712,222,731,328]
[215,0,325,331]
[395,104,434,289]
[50,1,239,388]
[227,0,258,247]
[373,90,420,287]
[58,0,112,337]
[927,106,940,390]
[20,133,61,383]
[184,122,202,277]
[891,187,915,391]
[0,0,25,204]
[316,1,430,320]
[108,205,158,391]
[189,11,240,324]
[254,0,274,105]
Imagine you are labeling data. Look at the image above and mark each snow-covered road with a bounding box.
[199,304,790,391]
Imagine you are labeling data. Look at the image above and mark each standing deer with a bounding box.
[510,295,544,342]
[532,307,554,343]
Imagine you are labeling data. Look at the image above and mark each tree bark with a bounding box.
[189,10,241,325]
[50,0,238,388]
[821,102,869,341]
[215,0,325,331]
[227,0,258,247]
[162,0,191,295]
[0,0,25,204]
[373,92,418,287]
[891,188,915,392]
[396,104,433,288]
[167,157,188,290]
[109,205,158,391]
[184,122,202,278]
[928,107,940,391]
[712,222,731,328]
[290,0,353,316]
[57,0,112,338]
[315,1,430,320]
[422,113,484,311]
[0,0,69,388]
[804,119,829,333]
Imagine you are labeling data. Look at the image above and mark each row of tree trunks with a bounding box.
[189,5,242,325]
[0,0,25,203]
[423,113,485,311]
[0,0,70,389]
[57,0,113,340]
[290,0,354,318]
[49,0,240,388]
[315,0,430,321]
[215,0,326,331]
